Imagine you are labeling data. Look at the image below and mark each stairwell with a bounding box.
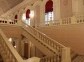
[37,24,84,62]
[22,24,84,62]
[0,23,71,62]
[21,22,84,62]
[0,23,83,62]
[21,22,71,62]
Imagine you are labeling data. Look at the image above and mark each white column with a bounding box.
[62,47,71,62]
[18,9,25,26]
[72,0,79,16]
[53,0,61,21]
[40,0,48,26]
[77,0,84,15]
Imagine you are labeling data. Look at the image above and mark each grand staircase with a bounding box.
[0,22,83,62]
[0,29,24,62]
[21,23,84,62]
[21,22,71,62]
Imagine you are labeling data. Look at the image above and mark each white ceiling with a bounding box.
[0,0,23,15]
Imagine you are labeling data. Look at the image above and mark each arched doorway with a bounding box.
[26,9,30,25]
[24,42,29,59]
[45,0,53,24]
[14,14,18,23]
[22,9,30,25]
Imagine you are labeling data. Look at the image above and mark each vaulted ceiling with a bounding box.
[0,0,23,15]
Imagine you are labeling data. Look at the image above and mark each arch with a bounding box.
[15,14,18,19]
[45,0,54,24]
[26,9,30,19]
[14,14,18,23]
[45,0,53,13]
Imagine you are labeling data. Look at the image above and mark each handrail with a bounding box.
[21,22,71,62]
[40,16,84,27]
[22,22,66,52]
[40,54,61,62]
[0,19,17,25]
[0,22,71,62]
[40,17,72,26]
[0,29,24,62]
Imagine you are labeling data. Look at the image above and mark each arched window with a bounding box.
[26,9,30,19]
[14,14,18,23]
[45,0,53,24]
[15,15,18,19]
[22,9,31,25]
[25,9,30,25]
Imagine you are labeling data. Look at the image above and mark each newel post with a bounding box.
[61,47,71,62]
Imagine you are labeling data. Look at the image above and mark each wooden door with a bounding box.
[24,43,29,59]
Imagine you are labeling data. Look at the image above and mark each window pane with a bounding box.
[45,11,54,24]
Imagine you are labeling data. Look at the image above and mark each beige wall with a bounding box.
[60,0,72,18]
[34,3,40,27]
[37,24,84,55]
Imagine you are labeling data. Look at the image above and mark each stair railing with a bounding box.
[21,22,71,62]
[0,29,24,62]
[40,54,61,62]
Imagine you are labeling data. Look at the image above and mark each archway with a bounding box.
[26,9,30,25]
[22,9,31,25]
[14,14,18,23]
[45,0,53,24]
[24,42,29,59]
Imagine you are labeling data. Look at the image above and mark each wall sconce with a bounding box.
[14,45,16,48]
[8,38,12,42]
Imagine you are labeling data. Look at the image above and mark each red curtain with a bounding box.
[26,9,30,19]
[45,0,53,13]
[15,15,18,19]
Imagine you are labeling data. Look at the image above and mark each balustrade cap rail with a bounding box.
[21,22,66,48]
